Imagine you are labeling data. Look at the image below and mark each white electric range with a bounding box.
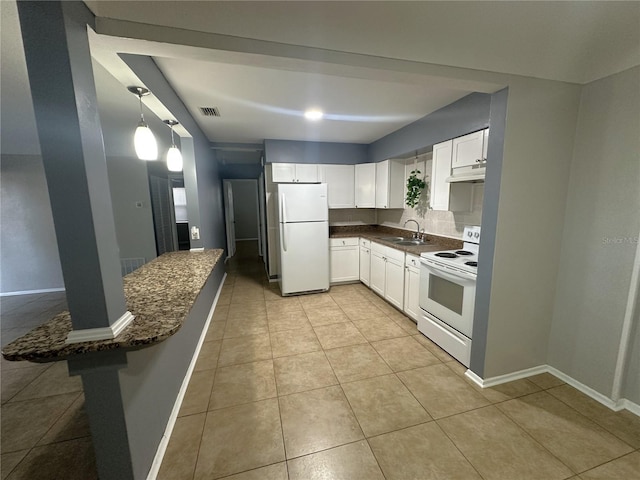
[418,226,480,367]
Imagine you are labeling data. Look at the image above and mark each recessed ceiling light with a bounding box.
[304,109,324,121]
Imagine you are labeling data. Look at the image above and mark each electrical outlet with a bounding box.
[135,201,143,208]
[190,226,200,240]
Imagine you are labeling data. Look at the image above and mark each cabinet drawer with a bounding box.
[330,237,359,247]
[371,241,386,255]
[359,238,371,248]
[405,253,420,269]
[385,246,405,263]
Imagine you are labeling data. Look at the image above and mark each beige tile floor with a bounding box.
[2,241,639,479]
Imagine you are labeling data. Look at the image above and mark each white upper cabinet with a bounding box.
[452,128,489,169]
[375,159,405,209]
[319,165,355,209]
[355,163,376,208]
[430,140,453,211]
[271,163,319,183]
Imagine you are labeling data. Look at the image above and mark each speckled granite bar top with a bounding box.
[2,249,224,363]
[330,225,463,255]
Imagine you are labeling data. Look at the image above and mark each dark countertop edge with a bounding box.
[2,249,223,363]
[329,225,463,254]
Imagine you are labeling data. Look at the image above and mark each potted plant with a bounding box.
[406,169,426,208]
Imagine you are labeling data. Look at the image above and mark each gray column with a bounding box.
[17,1,127,331]
[68,352,134,480]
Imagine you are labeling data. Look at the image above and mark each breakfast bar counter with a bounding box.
[2,249,224,363]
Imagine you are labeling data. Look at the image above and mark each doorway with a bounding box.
[223,179,262,260]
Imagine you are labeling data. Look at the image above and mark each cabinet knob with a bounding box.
[475,159,482,163]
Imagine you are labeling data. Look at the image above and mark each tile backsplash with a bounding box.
[328,157,483,240]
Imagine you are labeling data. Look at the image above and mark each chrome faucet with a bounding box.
[404,219,420,239]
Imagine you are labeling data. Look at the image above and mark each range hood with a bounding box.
[446,172,485,183]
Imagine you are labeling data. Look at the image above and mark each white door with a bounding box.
[278,184,328,223]
[384,257,404,310]
[295,164,319,183]
[370,249,386,297]
[404,266,420,321]
[375,160,389,208]
[272,163,296,182]
[355,163,376,208]
[330,246,359,283]
[322,164,355,208]
[258,175,266,258]
[452,130,485,168]
[223,180,236,257]
[430,140,453,211]
[359,246,371,286]
[280,221,329,294]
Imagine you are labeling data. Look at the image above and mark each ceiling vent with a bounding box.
[199,106,221,117]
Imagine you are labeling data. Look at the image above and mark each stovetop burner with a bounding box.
[465,261,478,267]
[435,252,458,259]
[456,250,474,256]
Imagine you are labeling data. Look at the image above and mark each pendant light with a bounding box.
[164,120,183,172]
[127,86,158,161]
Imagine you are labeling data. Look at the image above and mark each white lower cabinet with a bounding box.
[370,246,386,297]
[359,238,371,286]
[370,241,405,309]
[403,254,420,321]
[329,238,359,284]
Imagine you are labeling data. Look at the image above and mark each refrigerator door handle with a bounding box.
[281,193,287,224]
[281,223,287,252]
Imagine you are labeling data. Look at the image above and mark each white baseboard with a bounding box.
[617,398,640,416]
[0,287,65,297]
[465,365,548,388]
[146,272,226,480]
[190,247,205,252]
[465,364,639,416]
[65,311,135,344]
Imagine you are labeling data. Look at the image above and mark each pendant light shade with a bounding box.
[128,86,158,161]
[134,122,158,160]
[164,120,183,172]
[166,146,183,172]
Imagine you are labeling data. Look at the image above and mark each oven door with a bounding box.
[419,259,476,338]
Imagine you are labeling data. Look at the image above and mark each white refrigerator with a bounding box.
[277,183,329,296]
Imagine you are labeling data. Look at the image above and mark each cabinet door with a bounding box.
[330,246,359,283]
[403,266,420,321]
[452,131,484,169]
[355,163,376,208]
[322,165,355,208]
[430,140,452,211]
[295,164,319,183]
[384,257,404,310]
[271,163,296,183]
[482,128,489,163]
[375,160,389,208]
[359,246,370,286]
[370,249,386,297]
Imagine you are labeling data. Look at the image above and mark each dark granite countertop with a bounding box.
[2,249,224,363]
[329,225,463,255]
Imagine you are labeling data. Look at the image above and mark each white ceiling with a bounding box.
[3,1,639,158]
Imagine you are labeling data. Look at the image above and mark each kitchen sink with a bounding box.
[378,236,405,242]
[396,239,427,246]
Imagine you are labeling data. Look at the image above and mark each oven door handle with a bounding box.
[421,260,476,283]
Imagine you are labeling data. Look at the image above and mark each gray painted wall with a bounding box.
[220,162,263,179]
[105,156,157,263]
[469,88,508,376]
[0,154,64,293]
[264,139,368,164]
[482,77,581,378]
[230,180,259,240]
[548,66,640,398]
[368,92,491,162]
[121,54,227,251]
